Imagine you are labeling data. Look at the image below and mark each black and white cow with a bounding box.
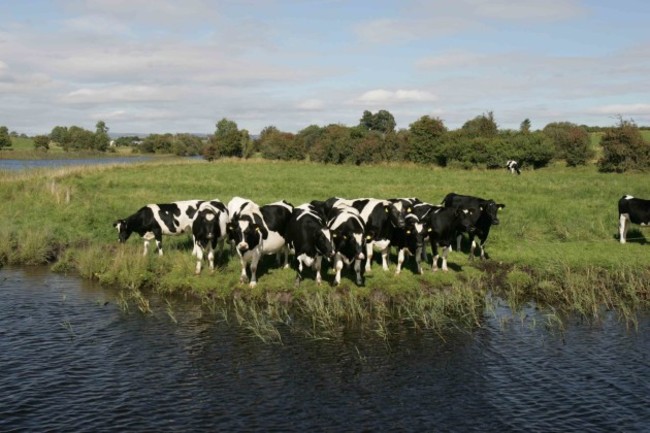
[506,160,521,175]
[192,199,229,274]
[323,197,405,272]
[226,197,293,287]
[286,203,335,286]
[113,199,203,256]
[418,204,476,271]
[327,204,366,285]
[391,211,426,275]
[618,195,650,244]
[442,193,505,260]
[388,197,423,218]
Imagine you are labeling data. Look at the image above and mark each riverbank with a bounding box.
[1,159,649,335]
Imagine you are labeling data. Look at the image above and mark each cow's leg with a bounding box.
[334,255,343,285]
[295,256,304,287]
[249,251,261,288]
[364,242,373,272]
[431,243,439,272]
[354,258,363,285]
[207,246,215,274]
[191,235,198,257]
[153,230,164,256]
[395,248,405,275]
[283,246,290,269]
[215,238,224,264]
[619,213,629,244]
[456,234,463,252]
[239,258,248,284]
[441,245,450,271]
[381,246,390,271]
[195,244,204,274]
[314,256,323,285]
[143,239,150,256]
[415,247,423,274]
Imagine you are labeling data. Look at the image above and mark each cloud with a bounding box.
[297,99,325,110]
[354,89,438,104]
[61,85,180,104]
[589,104,650,116]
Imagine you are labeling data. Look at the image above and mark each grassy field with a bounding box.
[1,158,649,337]
[0,136,137,159]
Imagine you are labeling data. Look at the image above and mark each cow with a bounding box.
[618,195,650,244]
[192,199,229,274]
[442,193,505,260]
[506,160,521,175]
[323,198,405,272]
[391,211,426,275]
[388,197,423,218]
[226,197,293,288]
[416,204,476,271]
[327,204,366,285]
[113,199,203,256]
[286,203,335,286]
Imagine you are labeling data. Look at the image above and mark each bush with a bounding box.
[598,119,650,172]
[542,122,593,166]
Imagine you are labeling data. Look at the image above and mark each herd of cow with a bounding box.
[112,193,506,287]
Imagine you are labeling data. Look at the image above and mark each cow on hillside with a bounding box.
[286,203,335,285]
[618,195,650,244]
[192,199,229,274]
[227,197,293,287]
[442,193,505,260]
[113,199,203,256]
[506,160,521,175]
[391,211,426,275]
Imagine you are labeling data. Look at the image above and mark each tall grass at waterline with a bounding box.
[2,159,649,334]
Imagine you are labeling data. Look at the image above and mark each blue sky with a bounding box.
[1,0,649,135]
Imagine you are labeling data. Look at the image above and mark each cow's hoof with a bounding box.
[249,282,257,288]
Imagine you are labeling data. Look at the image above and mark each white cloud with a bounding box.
[354,89,438,104]
[297,99,325,110]
[62,85,179,104]
[589,104,650,115]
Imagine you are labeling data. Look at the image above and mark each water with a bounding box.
[0,156,151,171]
[1,266,648,432]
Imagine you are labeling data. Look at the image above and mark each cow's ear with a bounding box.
[498,203,506,209]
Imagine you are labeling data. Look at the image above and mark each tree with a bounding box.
[213,118,243,157]
[50,126,68,145]
[33,135,50,151]
[542,122,593,166]
[65,126,95,151]
[94,120,110,151]
[359,109,396,134]
[0,126,12,149]
[461,111,498,138]
[520,118,531,134]
[407,115,448,164]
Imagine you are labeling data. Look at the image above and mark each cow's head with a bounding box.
[315,228,336,259]
[480,200,506,225]
[385,202,406,229]
[332,229,365,261]
[403,214,425,254]
[234,218,264,254]
[455,207,477,233]
[113,219,131,243]
[195,209,221,241]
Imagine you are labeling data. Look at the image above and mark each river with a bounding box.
[0,266,648,432]
[0,156,152,171]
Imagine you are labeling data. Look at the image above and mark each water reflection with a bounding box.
[0,156,152,171]
[0,267,648,432]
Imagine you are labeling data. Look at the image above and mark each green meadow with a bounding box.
[1,158,649,337]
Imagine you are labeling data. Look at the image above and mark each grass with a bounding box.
[1,158,649,339]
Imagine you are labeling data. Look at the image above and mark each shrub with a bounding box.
[598,119,650,172]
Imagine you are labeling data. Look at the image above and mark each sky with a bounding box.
[1,0,649,136]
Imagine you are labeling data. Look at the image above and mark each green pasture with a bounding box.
[1,159,648,331]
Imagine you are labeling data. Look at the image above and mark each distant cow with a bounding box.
[113,200,203,256]
[416,204,476,271]
[327,204,366,285]
[618,195,650,244]
[227,197,293,287]
[506,160,521,175]
[286,203,335,285]
[192,199,229,274]
[442,193,505,260]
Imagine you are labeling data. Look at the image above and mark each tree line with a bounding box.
[2,110,649,172]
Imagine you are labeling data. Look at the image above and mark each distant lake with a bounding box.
[0,156,153,171]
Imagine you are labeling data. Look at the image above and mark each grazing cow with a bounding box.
[442,193,505,260]
[618,195,650,244]
[418,205,476,271]
[113,200,203,256]
[192,199,229,274]
[226,197,293,288]
[327,204,366,285]
[391,212,426,275]
[324,198,405,272]
[506,160,521,175]
[286,204,335,285]
[388,197,423,219]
